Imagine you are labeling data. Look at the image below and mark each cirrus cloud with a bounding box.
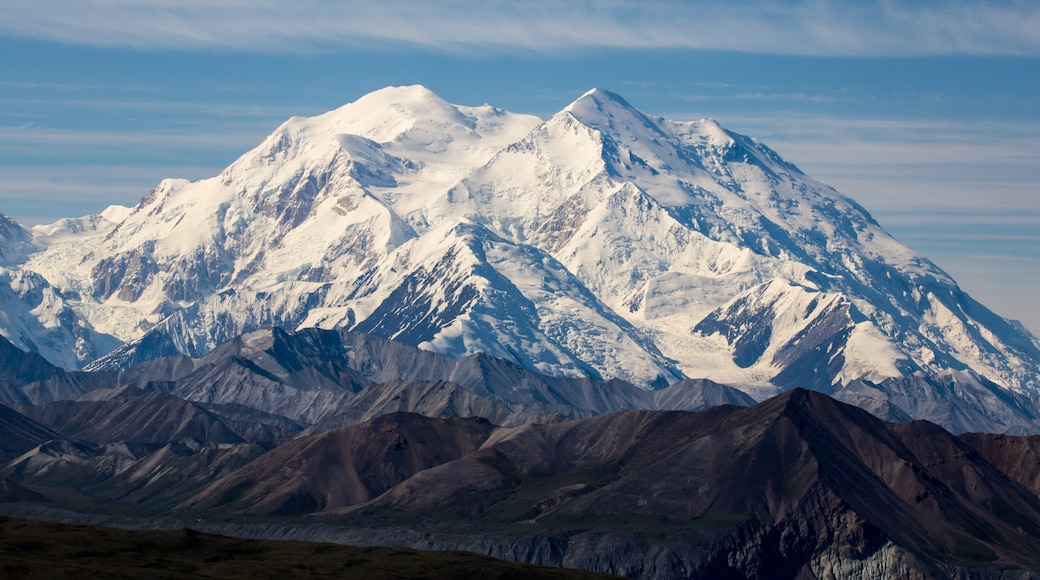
[2,0,1040,56]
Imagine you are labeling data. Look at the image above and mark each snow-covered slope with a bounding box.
[4,86,1039,421]
[0,211,120,368]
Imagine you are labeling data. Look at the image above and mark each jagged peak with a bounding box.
[0,212,34,264]
[0,212,29,242]
[559,88,665,138]
[13,85,1040,420]
[566,88,635,111]
[758,387,881,430]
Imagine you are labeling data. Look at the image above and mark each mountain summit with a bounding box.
[4,85,1040,431]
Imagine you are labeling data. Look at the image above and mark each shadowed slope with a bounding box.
[0,334,62,405]
[184,389,1040,574]
[0,402,60,462]
[307,379,571,434]
[20,391,245,446]
[184,413,497,516]
[959,432,1040,497]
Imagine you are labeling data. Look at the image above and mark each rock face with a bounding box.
[0,86,1038,433]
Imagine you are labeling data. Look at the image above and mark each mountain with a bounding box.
[0,402,60,462]
[3,437,271,509]
[12,326,754,428]
[6,384,1040,577]
[178,390,1040,577]
[0,334,62,405]
[5,353,195,407]
[19,391,247,447]
[305,380,574,432]
[834,369,1040,434]
[960,432,1040,496]
[184,413,498,516]
[2,386,288,508]
[307,375,756,433]
[0,211,121,370]
[2,86,1039,430]
[650,377,758,410]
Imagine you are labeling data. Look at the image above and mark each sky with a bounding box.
[0,0,1038,335]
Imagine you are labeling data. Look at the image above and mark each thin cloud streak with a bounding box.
[0,125,269,151]
[2,0,1040,56]
[711,114,1040,215]
[0,96,301,120]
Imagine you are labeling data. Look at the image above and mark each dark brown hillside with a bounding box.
[184,413,497,515]
[766,391,1040,566]
[0,402,60,461]
[0,334,62,405]
[10,387,1038,577]
[959,432,1040,496]
[21,391,245,446]
[353,390,1040,573]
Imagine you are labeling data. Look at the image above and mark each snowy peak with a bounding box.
[564,88,658,134]
[687,118,735,148]
[284,84,538,162]
[4,85,1040,433]
[558,88,680,178]
[341,84,466,127]
[285,84,470,144]
[0,213,33,264]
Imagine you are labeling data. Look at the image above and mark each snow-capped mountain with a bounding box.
[4,85,1040,422]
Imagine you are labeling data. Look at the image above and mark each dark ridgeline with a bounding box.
[3,335,1040,578]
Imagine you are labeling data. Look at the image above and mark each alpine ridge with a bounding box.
[2,85,1039,432]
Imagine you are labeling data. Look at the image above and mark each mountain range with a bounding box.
[0,323,1038,576]
[1,85,1039,433]
[3,85,1040,577]
[3,361,1040,578]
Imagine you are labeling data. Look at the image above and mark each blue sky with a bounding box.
[1,0,1038,334]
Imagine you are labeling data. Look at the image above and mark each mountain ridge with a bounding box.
[1,85,1037,428]
[3,351,1040,577]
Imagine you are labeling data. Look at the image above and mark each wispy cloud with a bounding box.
[0,125,268,153]
[709,114,1040,215]
[0,95,303,121]
[2,0,1039,56]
